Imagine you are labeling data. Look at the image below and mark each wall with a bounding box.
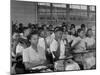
[11,0,37,26]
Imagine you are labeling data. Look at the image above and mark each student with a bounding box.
[83,28,96,69]
[12,32,20,56]
[20,27,31,40]
[81,24,87,38]
[70,24,76,36]
[49,27,66,71]
[71,29,86,70]
[18,23,24,33]
[85,28,95,49]
[62,26,74,46]
[71,29,86,52]
[11,32,21,74]
[16,38,28,56]
[22,31,47,70]
[37,29,46,52]
[50,27,66,60]
[81,24,86,32]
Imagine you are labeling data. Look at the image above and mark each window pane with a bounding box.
[38,2,50,6]
[90,6,95,11]
[53,3,66,8]
[70,5,81,9]
[81,5,87,10]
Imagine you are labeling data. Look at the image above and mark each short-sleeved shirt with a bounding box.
[23,46,46,63]
[50,39,66,59]
[62,33,75,43]
[16,43,24,54]
[84,37,95,47]
[38,37,45,50]
[71,37,86,52]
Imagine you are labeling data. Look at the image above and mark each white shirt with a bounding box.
[50,33,55,40]
[85,37,95,47]
[23,46,46,63]
[50,39,66,59]
[38,37,45,50]
[71,37,86,52]
[20,33,27,40]
[62,33,75,43]
[16,43,24,54]
[67,35,75,43]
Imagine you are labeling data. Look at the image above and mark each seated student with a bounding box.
[18,23,24,33]
[71,29,86,70]
[50,27,66,60]
[38,30,46,51]
[20,27,31,40]
[62,25,75,45]
[49,27,80,71]
[22,31,47,70]
[16,38,29,56]
[83,28,96,69]
[70,24,77,36]
[85,28,95,49]
[12,32,20,58]
[49,27,66,71]
[11,32,22,74]
[80,24,87,38]
[71,29,86,52]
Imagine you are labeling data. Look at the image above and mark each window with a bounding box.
[70,5,81,9]
[80,5,87,10]
[90,6,95,11]
[53,3,66,8]
[38,2,50,6]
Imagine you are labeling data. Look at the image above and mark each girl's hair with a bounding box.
[86,28,92,37]
[71,24,75,29]
[76,28,82,37]
[81,24,85,28]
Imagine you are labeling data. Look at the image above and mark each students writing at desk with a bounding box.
[22,31,46,70]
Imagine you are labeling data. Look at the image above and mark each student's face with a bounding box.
[88,30,93,37]
[81,27,85,31]
[24,29,31,37]
[40,31,45,38]
[44,26,47,30]
[55,31,63,39]
[49,26,52,30]
[71,28,75,35]
[79,31,84,38]
[63,27,66,32]
[30,34,39,45]
[46,31,51,37]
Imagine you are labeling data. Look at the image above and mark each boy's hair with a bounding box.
[71,24,75,28]
[87,28,92,32]
[77,28,82,34]
[54,27,63,32]
[23,27,29,31]
[28,30,39,40]
[81,24,85,28]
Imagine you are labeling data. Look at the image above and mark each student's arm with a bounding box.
[23,50,30,69]
[86,39,96,50]
[71,40,81,51]
[49,41,59,60]
[12,40,19,55]
[23,49,46,69]
[24,60,46,69]
[86,43,96,50]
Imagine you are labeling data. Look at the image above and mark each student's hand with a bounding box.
[47,48,51,53]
